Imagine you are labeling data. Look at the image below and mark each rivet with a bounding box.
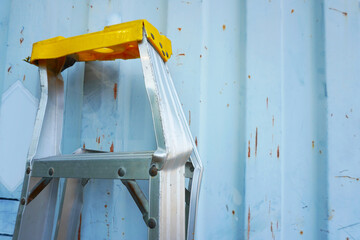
[118,167,126,177]
[48,167,54,176]
[159,42,163,48]
[149,165,158,177]
[147,218,157,229]
[151,33,155,40]
[26,166,31,174]
[20,198,26,205]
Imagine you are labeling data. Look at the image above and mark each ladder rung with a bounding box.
[31,151,154,180]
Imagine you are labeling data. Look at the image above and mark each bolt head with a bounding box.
[26,166,31,174]
[20,198,26,205]
[147,218,157,229]
[48,167,54,176]
[118,168,126,177]
[149,165,158,177]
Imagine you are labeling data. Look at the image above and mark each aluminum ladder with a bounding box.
[12,20,203,240]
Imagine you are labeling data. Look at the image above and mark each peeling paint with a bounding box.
[110,142,114,152]
[113,83,117,100]
[335,176,359,181]
[255,128,258,157]
[329,7,348,16]
[266,97,268,109]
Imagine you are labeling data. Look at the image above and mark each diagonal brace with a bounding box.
[26,177,53,205]
[121,179,149,225]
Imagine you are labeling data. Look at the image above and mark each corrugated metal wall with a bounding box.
[0,0,359,239]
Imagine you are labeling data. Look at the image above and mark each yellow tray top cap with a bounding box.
[30,19,172,65]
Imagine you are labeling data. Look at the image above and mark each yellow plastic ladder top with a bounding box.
[30,19,172,67]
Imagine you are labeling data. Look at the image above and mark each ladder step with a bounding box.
[31,151,154,179]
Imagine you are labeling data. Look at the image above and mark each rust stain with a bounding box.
[335,175,359,181]
[271,222,275,239]
[177,53,186,56]
[255,128,258,157]
[227,104,229,107]
[96,137,101,144]
[195,137,198,147]
[312,141,315,148]
[248,75,251,79]
[200,54,202,58]
[222,24,226,31]
[189,110,191,126]
[104,204,107,208]
[20,38,24,44]
[266,97,268,109]
[329,7,347,16]
[20,27,24,34]
[7,66,11,72]
[248,140,251,158]
[300,230,303,235]
[82,143,85,149]
[232,210,235,215]
[77,213,82,240]
[291,9,294,14]
[90,5,93,8]
[23,75,26,81]
[247,207,251,240]
[178,27,182,31]
[113,83,117,100]
[277,145,280,158]
[110,142,114,152]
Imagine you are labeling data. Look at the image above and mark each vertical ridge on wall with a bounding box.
[281,0,329,239]
[196,0,247,239]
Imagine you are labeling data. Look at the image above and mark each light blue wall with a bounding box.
[0,0,359,239]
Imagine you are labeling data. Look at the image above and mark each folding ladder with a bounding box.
[12,20,203,240]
